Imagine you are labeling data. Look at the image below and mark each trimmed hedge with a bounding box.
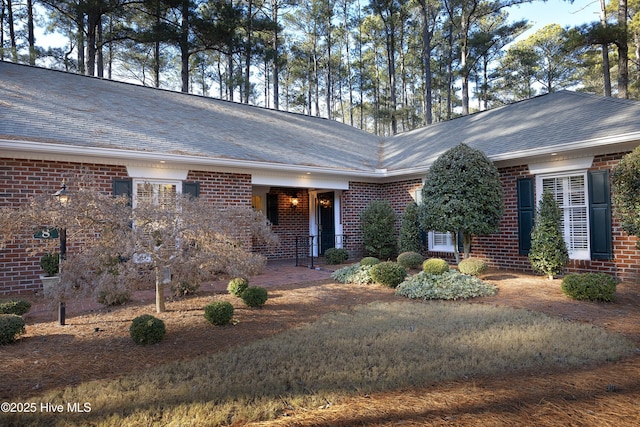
[397,252,423,269]
[423,258,450,275]
[370,261,407,288]
[0,314,26,345]
[129,314,166,345]
[324,248,349,265]
[458,257,488,276]
[360,257,380,266]
[561,273,617,302]
[0,298,32,316]
[204,301,234,326]
[228,278,249,297]
[242,287,268,308]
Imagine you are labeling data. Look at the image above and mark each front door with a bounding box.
[317,192,335,255]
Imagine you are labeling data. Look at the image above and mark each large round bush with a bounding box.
[561,273,617,302]
[242,286,268,308]
[0,314,26,345]
[423,258,449,275]
[130,314,166,345]
[397,252,423,269]
[204,301,234,326]
[370,261,407,288]
[458,257,488,276]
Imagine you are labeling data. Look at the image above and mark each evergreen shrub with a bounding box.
[324,248,349,265]
[396,271,497,300]
[227,278,249,297]
[331,263,375,285]
[561,273,617,302]
[360,257,380,266]
[370,261,407,288]
[529,191,569,279]
[397,251,423,269]
[360,200,398,259]
[458,257,488,276]
[0,314,26,345]
[204,301,235,326]
[39,253,59,276]
[0,298,32,316]
[423,258,449,275]
[398,202,423,253]
[242,286,268,307]
[129,314,166,345]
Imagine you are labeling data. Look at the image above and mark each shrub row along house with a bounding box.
[1,60,639,293]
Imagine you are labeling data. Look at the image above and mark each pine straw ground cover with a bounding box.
[1,269,640,426]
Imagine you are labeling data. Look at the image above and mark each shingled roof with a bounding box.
[0,61,380,173]
[2,61,640,178]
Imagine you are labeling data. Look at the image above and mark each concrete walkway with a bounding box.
[27,260,334,323]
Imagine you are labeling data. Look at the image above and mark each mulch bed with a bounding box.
[2,269,640,426]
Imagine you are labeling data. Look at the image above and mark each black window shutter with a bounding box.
[517,177,535,255]
[183,181,200,198]
[588,170,612,260]
[112,179,132,205]
[266,193,279,225]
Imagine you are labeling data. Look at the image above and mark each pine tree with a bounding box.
[529,190,569,280]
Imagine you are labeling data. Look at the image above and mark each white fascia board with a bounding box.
[489,132,640,164]
[0,139,380,180]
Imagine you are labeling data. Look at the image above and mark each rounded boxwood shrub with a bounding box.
[0,314,26,345]
[0,298,32,316]
[129,314,166,345]
[561,273,617,302]
[227,278,249,297]
[360,257,380,266]
[241,286,268,308]
[370,261,407,288]
[397,252,423,269]
[423,258,450,275]
[324,248,349,265]
[204,301,234,326]
[458,257,488,276]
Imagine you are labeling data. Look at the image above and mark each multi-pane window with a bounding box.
[539,173,589,260]
[135,182,178,208]
[429,231,454,252]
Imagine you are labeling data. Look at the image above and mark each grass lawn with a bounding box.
[3,297,634,426]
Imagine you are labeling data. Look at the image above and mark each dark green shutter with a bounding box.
[588,170,612,260]
[517,178,535,255]
[112,179,132,205]
[266,193,279,225]
[183,181,200,198]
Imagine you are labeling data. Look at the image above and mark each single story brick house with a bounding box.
[1,61,639,293]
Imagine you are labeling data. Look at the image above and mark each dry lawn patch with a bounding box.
[2,299,634,426]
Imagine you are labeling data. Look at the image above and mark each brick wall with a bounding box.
[0,160,257,294]
[449,154,639,283]
[342,179,421,259]
[0,158,129,294]
[252,188,309,260]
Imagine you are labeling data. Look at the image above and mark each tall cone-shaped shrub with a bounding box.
[529,191,569,280]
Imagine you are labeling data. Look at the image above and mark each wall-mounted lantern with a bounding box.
[290,196,299,209]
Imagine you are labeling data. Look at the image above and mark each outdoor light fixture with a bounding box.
[291,196,299,209]
[53,183,69,205]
